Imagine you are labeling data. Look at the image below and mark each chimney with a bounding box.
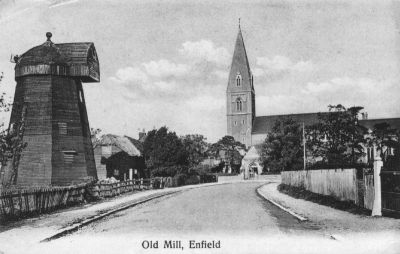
[139,128,146,141]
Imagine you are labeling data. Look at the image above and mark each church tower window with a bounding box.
[236,74,241,86]
[236,98,242,111]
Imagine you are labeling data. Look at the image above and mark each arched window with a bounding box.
[236,98,242,111]
[236,74,241,86]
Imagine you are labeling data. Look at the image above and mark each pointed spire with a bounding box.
[228,20,252,90]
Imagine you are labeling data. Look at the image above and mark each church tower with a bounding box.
[226,22,255,148]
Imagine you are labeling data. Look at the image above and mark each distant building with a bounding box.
[2,33,100,187]
[93,134,145,181]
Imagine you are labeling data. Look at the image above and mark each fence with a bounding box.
[0,184,86,221]
[0,178,156,221]
[381,171,400,214]
[89,179,154,199]
[281,169,358,203]
[0,174,218,222]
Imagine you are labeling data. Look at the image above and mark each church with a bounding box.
[226,23,400,175]
[226,24,324,148]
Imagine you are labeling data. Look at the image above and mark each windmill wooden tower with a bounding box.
[9,32,100,186]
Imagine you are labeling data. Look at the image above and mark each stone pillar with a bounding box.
[372,155,383,216]
[129,168,133,180]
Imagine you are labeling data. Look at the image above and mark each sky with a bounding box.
[0,0,400,142]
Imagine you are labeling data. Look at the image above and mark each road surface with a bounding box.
[34,182,399,254]
[71,182,320,235]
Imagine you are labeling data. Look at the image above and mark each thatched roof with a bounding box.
[95,134,141,157]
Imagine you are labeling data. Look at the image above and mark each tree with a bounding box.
[261,117,303,172]
[0,73,27,187]
[90,127,102,147]
[181,134,209,167]
[209,136,245,173]
[368,122,399,163]
[307,104,367,165]
[142,126,188,176]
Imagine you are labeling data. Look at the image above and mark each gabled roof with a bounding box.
[94,134,141,157]
[243,146,260,160]
[252,112,322,135]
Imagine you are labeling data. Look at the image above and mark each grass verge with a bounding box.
[277,184,371,216]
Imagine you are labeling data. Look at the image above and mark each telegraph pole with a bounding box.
[303,122,306,170]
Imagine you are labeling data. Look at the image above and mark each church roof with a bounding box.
[228,25,253,91]
[251,112,322,135]
[359,118,400,131]
[252,113,400,135]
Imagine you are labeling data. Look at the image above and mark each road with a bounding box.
[71,182,320,235]
[31,182,400,254]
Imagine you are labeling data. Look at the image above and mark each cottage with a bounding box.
[93,134,146,181]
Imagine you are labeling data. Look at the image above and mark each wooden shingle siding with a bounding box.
[5,38,100,188]
[11,76,53,187]
[50,76,97,185]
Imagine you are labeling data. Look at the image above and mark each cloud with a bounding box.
[143,59,190,78]
[104,39,231,142]
[109,67,148,84]
[302,77,384,95]
[152,80,178,92]
[179,40,230,67]
[186,95,224,111]
[255,77,400,119]
[213,70,228,79]
[255,55,314,76]
[49,0,80,9]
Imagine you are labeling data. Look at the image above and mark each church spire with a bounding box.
[228,19,252,91]
[226,20,255,148]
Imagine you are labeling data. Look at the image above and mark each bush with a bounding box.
[305,161,372,171]
[151,165,188,177]
[211,162,225,173]
[189,164,211,175]
[200,173,218,183]
[185,175,200,185]
[173,173,187,187]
